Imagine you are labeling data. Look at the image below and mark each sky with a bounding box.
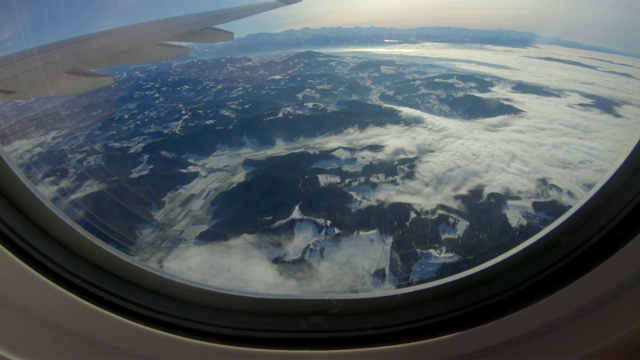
[0,0,639,57]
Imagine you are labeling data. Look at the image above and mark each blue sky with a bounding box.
[1,0,638,56]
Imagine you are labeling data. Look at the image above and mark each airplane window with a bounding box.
[0,0,639,344]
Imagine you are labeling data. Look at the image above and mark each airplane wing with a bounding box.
[0,0,302,100]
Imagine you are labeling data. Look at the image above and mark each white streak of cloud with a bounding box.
[157,44,640,295]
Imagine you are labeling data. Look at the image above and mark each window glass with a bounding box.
[1,1,639,296]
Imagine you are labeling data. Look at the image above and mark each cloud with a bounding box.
[3,40,638,296]
[160,227,395,296]
[292,44,640,210]
[161,234,300,295]
[153,44,640,295]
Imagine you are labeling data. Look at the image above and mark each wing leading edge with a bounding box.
[0,0,302,100]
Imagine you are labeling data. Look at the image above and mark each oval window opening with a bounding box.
[1,1,639,300]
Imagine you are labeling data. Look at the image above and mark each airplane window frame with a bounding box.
[0,130,638,349]
[1,1,639,347]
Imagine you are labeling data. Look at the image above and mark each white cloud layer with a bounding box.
[153,44,640,296]
[3,42,638,296]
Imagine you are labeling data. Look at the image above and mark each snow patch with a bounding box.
[504,200,533,227]
[410,249,461,281]
[317,174,341,186]
[131,154,153,178]
[438,215,469,240]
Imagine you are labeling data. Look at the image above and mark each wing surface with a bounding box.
[0,0,302,100]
